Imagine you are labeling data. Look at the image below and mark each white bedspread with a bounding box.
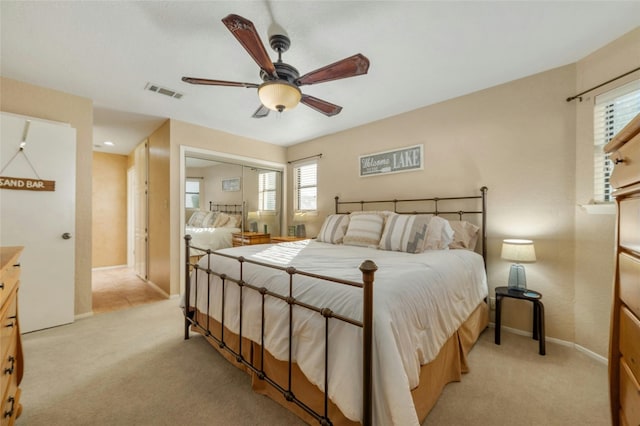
[185,226,240,255]
[189,240,488,425]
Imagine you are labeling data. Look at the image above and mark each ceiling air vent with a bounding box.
[145,83,183,99]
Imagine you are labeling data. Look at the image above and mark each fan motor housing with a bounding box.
[261,62,299,84]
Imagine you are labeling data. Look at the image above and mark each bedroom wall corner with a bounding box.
[148,120,171,295]
[0,76,94,317]
[573,26,640,358]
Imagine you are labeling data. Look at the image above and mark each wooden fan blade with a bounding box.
[222,14,277,78]
[252,104,270,119]
[296,54,370,86]
[300,95,343,116]
[182,77,259,89]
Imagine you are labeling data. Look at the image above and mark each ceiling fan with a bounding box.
[182,14,370,118]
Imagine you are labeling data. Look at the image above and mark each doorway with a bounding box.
[91,140,165,314]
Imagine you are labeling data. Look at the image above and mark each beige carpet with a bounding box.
[18,299,609,425]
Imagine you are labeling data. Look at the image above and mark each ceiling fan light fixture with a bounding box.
[258,80,302,112]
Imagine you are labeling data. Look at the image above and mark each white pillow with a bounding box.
[423,216,455,250]
[343,213,386,248]
[316,214,350,244]
[379,213,433,253]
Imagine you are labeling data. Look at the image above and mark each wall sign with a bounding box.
[359,144,424,177]
[0,176,55,191]
[221,177,241,192]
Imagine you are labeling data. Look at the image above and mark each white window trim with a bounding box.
[585,79,640,215]
[293,159,318,213]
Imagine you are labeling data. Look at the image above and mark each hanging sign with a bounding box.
[359,144,424,177]
[0,176,56,192]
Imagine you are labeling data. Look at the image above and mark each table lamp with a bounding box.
[501,239,536,290]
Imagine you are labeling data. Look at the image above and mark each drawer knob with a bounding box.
[3,356,14,375]
[3,396,14,419]
[614,158,625,164]
[0,283,3,289]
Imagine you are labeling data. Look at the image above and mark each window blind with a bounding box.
[258,171,277,211]
[185,179,200,208]
[294,162,317,211]
[593,79,640,202]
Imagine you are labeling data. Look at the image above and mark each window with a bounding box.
[593,80,640,202]
[294,161,317,211]
[258,170,277,211]
[185,179,201,208]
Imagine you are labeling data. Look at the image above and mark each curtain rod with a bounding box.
[566,66,640,102]
[287,153,322,164]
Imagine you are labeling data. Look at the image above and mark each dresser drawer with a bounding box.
[0,264,20,310]
[0,291,18,361]
[620,358,640,426]
[1,379,19,426]
[619,197,640,253]
[620,306,640,383]
[620,253,640,318]
[610,131,640,190]
[0,339,17,402]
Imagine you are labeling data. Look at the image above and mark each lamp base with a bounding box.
[507,264,527,290]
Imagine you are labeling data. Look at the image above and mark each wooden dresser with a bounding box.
[232,232,271,247]
[605,112,640,426]
[0,247,24,425]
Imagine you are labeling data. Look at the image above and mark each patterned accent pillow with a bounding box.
[316,214,350,244]
[448,220,480,250]
[343,213,386,248]
[204,212,219,228]
[212,212,230,228]
[379,214,433,253]
[423,216,455,250]
[187,210,212,228]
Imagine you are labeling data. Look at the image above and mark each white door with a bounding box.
[0,112,76,333]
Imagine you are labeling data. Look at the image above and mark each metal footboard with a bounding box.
[183,235,376,426]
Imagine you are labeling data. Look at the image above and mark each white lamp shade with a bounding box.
[258,81,301,112]
[501,239,536,263]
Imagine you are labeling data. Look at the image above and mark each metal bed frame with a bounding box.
[209,201,244,214]
[184,187,488,426]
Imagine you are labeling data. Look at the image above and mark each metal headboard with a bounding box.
[334,186,488,266]
[209,202,244,214]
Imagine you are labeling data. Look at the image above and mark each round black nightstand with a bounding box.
[494,286,545,355]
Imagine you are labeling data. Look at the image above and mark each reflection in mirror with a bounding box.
[184,155,282,249]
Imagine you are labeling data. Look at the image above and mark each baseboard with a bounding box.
[75,311,94,320]
[575,344,608,364]
[146,280,170,298]
[489,323,608,365]
[92,264,128,271]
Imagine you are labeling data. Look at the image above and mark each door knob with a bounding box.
[62,232,72,240]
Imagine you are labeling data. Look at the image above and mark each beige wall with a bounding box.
[285,27,640,357]
[288,65,578,343]
[92,152,128,268]
[573,27,640,357]
[148,121,171,294]
[0,76,93,317]
[168,119,287,295]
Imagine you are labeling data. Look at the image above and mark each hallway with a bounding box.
[92,267,166,314]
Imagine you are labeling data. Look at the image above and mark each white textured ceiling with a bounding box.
[1,1,639,155]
